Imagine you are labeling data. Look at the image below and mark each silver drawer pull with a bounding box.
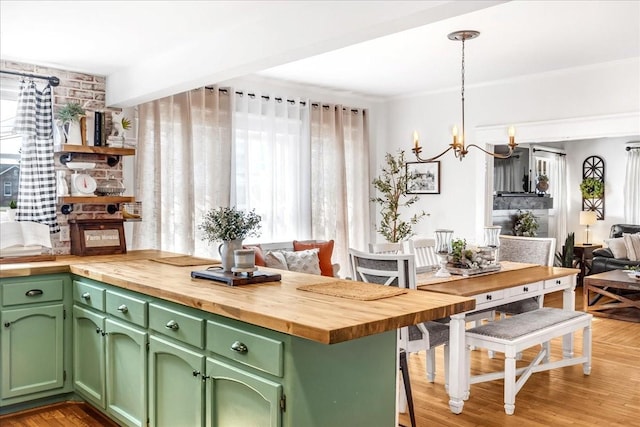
[25,289,43,297]
[81,292,91,300]
[230,341,248,354]
[165,320,179,330]
[117,304,129,313]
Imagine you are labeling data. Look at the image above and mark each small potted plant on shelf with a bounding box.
[198,206,262,272]
[56,102,86,145]
[580,177,604,199]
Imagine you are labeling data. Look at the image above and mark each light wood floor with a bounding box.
[2,287,638,426]
[399,286,640,427]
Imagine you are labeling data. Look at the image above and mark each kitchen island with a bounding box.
[0,251,475,426]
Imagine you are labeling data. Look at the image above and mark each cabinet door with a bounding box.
[105,318,147,427]
[73,305,106,407]
[1,304,64,399]
[205,358,282,427]
[149,336,205,427]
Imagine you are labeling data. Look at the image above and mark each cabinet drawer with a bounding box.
[73,280,105,311]
[474,289,505,308]
[507,281,542,297]
[2,278,64,306]
[207,321,284,377]
[545,275,574,290]
[106,290,147,327]
[149,303,204,349]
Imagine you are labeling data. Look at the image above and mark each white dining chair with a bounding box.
[402,237,438,273]
[349,249,450,387]
[368,242,403,254]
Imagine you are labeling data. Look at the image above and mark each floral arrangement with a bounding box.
[198,206,261,243]
[448,238,493,269]
[513,210,538,237]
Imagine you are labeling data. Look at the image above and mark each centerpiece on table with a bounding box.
[198,206,262,272]
[446,238,500,276]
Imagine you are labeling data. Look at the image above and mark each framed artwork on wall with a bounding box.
[406,161,440,194]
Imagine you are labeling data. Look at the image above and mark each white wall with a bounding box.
[384,58,640,244]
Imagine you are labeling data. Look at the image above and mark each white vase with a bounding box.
[6,209,16,221]
[218,239,243,273]
[63,120,83,145]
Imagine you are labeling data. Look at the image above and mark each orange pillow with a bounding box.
[243,245,266,267]
[293,240,334,276]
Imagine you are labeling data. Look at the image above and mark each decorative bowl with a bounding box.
[96,175,125,196]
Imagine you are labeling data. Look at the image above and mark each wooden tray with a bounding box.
[191,269,281,286]
[446,264,501,276]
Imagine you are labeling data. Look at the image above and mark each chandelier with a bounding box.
[412,30,517,162]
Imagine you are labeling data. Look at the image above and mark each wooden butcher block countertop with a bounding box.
[0,251,475,344]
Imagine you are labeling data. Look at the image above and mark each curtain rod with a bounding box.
[626,146,640,151]
[532,148,566,156]
[0,69,60,87]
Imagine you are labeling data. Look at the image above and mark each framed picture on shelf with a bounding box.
[406,161,440,194]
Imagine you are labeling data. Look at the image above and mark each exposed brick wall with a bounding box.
[1,60,130,255]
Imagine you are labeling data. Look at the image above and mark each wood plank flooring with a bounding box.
[399,286,640,427]
[2,287,638,426]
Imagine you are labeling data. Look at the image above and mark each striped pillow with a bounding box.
[622,233,640,261]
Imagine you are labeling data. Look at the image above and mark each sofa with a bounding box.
[243,240,340,277]
[590,224,640,274]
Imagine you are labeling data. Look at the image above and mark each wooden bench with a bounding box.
[465,307,592,415]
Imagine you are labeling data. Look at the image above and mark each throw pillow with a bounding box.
[283,249,322,275]
[622,233,640,261]
[264,251,288,270]
[604,237,627,259]
[243,245,266,267]
[293,240,335,277]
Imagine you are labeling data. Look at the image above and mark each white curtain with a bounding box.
[549,154,567,246]
[133,87,232,257]
[624,146,640,223]
[310,104,370,274]
[233,93,310,243]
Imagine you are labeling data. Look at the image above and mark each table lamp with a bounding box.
[579,210,597,245]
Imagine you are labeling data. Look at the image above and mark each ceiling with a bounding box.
[1,1,639,105]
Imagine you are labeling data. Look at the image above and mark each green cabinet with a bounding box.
[0,274,72,407]
[148,335,205,427]
[73,279,148,427]
[205,357,282,427]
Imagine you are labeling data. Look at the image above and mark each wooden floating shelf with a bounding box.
[54,144,135,156]
[59,196,135,204]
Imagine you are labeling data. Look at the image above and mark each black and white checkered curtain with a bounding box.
[13,80,59,233]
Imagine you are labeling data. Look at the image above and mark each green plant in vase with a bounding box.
[513,210,538,237]
[371,150,426,243]
[554,232,575,267]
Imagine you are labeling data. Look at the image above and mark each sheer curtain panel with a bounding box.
[13,80,59,233]
[233,93,310,242]
[624,146,640,223]
[133,87,232,257]
[310,104,370,273]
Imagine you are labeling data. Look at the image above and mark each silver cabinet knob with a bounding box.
[230,341,248,354]
[81,292,91,300]
[165,320,179,330]
[117,304,128,313]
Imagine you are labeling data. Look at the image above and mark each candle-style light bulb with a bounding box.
[413,131,419,150]
[508,126,516,146]
[452,125,458,145]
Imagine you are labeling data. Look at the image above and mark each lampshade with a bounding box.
[579,210,597,226]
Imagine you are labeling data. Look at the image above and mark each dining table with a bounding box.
[416,261,579,414]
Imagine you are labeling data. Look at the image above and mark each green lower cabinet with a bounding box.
[148,335,205,427]
[205,357,282,427]
[1,304,65,399]
[73,305,106,407]
[73,305,147,427]
[105,318,147,427]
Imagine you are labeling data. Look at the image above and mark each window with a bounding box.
[233,97,311,243]
[1,77,20,208]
